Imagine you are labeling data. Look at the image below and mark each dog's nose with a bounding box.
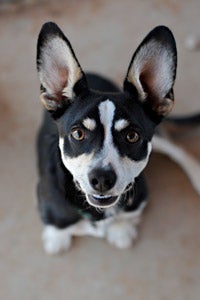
[89,166,117,193]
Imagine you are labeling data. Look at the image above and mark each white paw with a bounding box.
[106,222,138,249]
[42,226,72,255]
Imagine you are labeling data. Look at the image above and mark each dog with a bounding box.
[36,22,200,254]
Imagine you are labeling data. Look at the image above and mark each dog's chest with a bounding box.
[65,202,145,238]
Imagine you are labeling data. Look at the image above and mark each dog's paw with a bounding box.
[42,225,72,255]
[106,222,138,249]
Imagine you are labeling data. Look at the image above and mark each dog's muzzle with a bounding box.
[87,166,118,207]
[86,182,134,208]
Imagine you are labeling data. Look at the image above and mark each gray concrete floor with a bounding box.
[0,0,200,299]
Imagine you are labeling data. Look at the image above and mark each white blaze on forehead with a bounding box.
[114,119,130,131]
[82,118,96,131]
[99,100,116,133]
[98,100,116,166]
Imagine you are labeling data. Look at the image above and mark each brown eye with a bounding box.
[126,130,140,143]
[71,128,85,141]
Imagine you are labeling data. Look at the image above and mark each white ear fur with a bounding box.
[38,36,82,100]
[127,39,175,102]
[125,26,177,116]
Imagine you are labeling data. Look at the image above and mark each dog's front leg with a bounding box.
[106,220,138,249]
[105,202,146,249]
[43,219,106,255]
[37,180,81,255]
[42,225,73,255]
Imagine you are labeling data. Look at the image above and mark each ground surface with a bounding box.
[0,1,200,299]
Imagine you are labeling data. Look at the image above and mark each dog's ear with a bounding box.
[124,26,177,117]
[37,22,88,111]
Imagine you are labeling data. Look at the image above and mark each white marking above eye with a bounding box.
[114,119,130,131]
[82,118,96,131]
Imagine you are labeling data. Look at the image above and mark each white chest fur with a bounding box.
[42,202,146,254]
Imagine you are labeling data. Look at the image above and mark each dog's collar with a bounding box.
[77,209,93,220]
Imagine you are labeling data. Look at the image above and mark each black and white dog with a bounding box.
[36,22,200,254]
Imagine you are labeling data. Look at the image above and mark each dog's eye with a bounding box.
[71,128,85,141]
[126,130,140,143]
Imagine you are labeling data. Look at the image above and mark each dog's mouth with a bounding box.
[75,180,134,209]
[87,194,118,208]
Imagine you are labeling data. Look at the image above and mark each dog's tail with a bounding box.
[153,135,200,196]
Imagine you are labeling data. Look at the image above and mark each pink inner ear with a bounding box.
[139,56,172,100]
[39,35,84,100]
[139,62,174,115]
[57,67,69,90]
[45,63,69,98]
[139,63,155,92]
[131,40,175,101]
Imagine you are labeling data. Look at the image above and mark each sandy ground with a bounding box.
[0,0,200,299]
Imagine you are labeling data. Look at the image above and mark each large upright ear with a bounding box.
[37,22,88,111]
[124,26,177,116]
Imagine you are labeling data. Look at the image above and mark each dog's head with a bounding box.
[37,22,177,208]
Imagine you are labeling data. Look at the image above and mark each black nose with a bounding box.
[89,166,117,193]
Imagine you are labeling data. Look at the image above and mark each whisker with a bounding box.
[123,182,134,194]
